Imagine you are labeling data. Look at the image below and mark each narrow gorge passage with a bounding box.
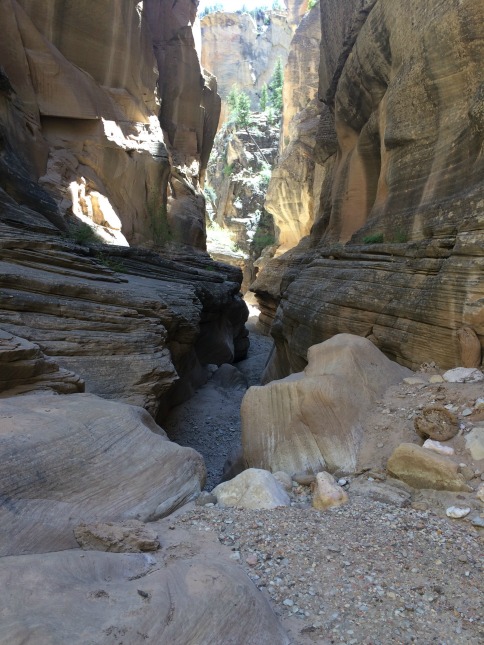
[164,299,273,489]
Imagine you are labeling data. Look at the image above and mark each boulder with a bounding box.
[387,444,471,492]
[349,477,412,508]
[0,548,289,645]
[242,334,411,475]
[414,406,459,441]
[0,393,205,556]
[312,472,348,510]
[212,468,290,510]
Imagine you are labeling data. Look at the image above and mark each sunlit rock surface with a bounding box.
[254,0,484,374]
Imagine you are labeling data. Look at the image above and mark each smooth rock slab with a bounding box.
[0,393,205,556]
[387,444,470,492]
[213,468,290,509]
[0,549,289,645]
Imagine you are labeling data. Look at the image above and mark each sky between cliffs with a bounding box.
[198,0,275,12]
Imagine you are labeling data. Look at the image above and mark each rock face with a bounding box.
[0,0,219,248]
[201,10,293,124]
[0,230,248,416]
[0,547,289,644]
[206,114,279,290]
[241,334,411,475]
[253,0,484,374]
[0,328,84,396]
[265,3,322,253]
[0,393,205,556]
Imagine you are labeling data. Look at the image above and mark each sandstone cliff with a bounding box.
[0,0,248,414]
[264,3,322,253]
[201,9,293,124]
[0,0,219,249]
[253,0,484,374]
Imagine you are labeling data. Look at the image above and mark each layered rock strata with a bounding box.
[253,0,484,374]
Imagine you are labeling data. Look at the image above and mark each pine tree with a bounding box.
[236,92,251,128]
[268,58,283,115]
[259,83,268,112]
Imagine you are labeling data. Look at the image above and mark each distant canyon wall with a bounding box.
[254,0,484,375]
[0,0,219,249]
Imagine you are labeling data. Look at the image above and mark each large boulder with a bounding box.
[0,547,289,645]
[241,334,411,475]
[0,393,205,556]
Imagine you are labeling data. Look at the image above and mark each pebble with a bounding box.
[445,506,471,519]
[470,516,484,528]
[462,408,473,417]
[283,598,294,607]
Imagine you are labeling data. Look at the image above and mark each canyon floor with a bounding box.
[162,304,483,645]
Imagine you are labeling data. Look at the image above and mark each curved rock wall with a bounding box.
[0,0,219,249]
[264,3,322,252]
[254,0,484,375]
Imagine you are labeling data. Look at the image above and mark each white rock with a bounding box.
[212,468,290,510]
[475,398,484,409]
[465,427,484,461]
[446,506,471,519]
[423,439,455,456]
[442,368,484,383]
[476,483,484,503]
[462,408,473,417]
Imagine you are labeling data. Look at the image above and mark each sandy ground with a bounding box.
[163,307,273,489]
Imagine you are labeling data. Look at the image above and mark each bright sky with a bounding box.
[198,0,276,12]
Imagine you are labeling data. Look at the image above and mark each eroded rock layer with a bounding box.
[254,0,484,374]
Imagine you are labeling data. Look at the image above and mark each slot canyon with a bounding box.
[0,1,483,643]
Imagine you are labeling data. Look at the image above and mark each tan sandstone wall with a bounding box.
[0,0,219,249]
[253,0,484,374]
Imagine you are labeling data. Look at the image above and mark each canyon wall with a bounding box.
[201,9,293,124]
[0,0,218,249]
[0,0,247,415]
[264,2,322,253]
[254,0,484,374]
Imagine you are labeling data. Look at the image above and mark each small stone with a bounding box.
[312,472,349,510]
[457,554,468,563]
[230,551,241,561]
[446,506,471,519]
[470,516,484,528]
[246,554,258,566]
[377,442,384,448]
[283,598,294,607]
[459,465,475,481]
[423,439,454,456]
[292,472,316,486]
[403,377,427,385]
[465,427,484,460]
[429,375,444,383]
[462,408,473,417]
[337,478,348,486]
